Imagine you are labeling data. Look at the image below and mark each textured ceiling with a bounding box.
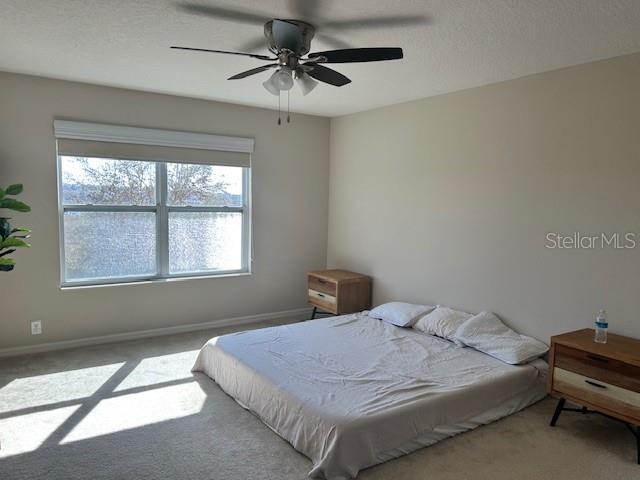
[1,0,640,117]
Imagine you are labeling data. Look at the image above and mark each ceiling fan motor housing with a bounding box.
[264,20,315,56]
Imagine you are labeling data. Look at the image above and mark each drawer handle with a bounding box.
[585,380,607,389]
[318,279,327,284]
[317,293,325,298]
[586,355,609,364]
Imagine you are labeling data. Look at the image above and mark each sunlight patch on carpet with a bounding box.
[60,382,206,444]
[0,363,125,413]
[0,405,81,457]
[113,351,199,392]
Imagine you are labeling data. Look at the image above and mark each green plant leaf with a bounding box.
[0,189,4,200]
[11,227,31,233]
[1,237,31,249]
[0,248,16,257]
[0,198,31,212]
[0,218,10,239]
[5,184,23,195]
[0,257,16,266]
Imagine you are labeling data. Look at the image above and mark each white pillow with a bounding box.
[454,311,548,365]
[413,306,473,341]
[368,302,435,327]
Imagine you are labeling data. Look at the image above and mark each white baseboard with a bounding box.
[0,307,313,358]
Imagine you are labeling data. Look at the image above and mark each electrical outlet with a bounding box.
[31,321,42,335]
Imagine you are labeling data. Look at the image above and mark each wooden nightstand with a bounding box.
[547,328,640,463]
[307,269,371,319]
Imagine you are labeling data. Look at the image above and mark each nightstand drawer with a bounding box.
[553,368,640,417]
[308,289,337,310]
[307,269,371,317]
[548,329,640,463]
[555,345,640,393]
[308,276,337,296]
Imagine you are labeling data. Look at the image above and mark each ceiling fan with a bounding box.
[172,19,403,95]
[171,2,423,122]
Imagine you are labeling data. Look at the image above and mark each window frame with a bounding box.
[57,157,252,288]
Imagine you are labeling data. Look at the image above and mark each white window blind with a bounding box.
[54,120,254,166]
[56,139,250,167]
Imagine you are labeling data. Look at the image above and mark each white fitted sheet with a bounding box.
[193,313,547,479]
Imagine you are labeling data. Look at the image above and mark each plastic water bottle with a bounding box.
[594,310,608,344]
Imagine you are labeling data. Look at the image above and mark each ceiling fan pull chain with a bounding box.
[277,91,282,125]
[287,90,291,124]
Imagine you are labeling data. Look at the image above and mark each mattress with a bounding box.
[192,313,547,480]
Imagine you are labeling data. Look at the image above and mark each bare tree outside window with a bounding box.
[167,163,229,206]
[63,158,231,206]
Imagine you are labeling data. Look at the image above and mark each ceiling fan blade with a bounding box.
[305,64,351,87]
[236,36,269,53]
[309,47,403,63]
[323,15,428,30]
[315,33,353,50]
[272,19,304,54]
[286,0,322,19]
[228,64,278,80]
[178,3,269,25]
[170,46,275,61]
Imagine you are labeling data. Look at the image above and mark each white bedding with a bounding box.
[192,313,547,479]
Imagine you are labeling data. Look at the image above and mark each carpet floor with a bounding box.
[0,319,637,480]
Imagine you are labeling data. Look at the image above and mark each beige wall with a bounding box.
[0,72,330,349]
[328,53,640,341]
[3,51,639,351]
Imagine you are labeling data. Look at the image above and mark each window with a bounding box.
[58,156,250,286]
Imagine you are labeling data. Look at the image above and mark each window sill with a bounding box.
[60,271,252,290]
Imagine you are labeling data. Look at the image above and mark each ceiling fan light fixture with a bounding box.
[273,68,294,91]
[295,71,318,96]
[263,68,294,95]
[262,72,280,95]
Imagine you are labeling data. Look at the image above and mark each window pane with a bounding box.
[167,164,243,207]
[64,212,156,281]
[61,156,155,206]
[169,212,242,273]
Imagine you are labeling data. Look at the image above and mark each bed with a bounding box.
[192,312,547,479]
